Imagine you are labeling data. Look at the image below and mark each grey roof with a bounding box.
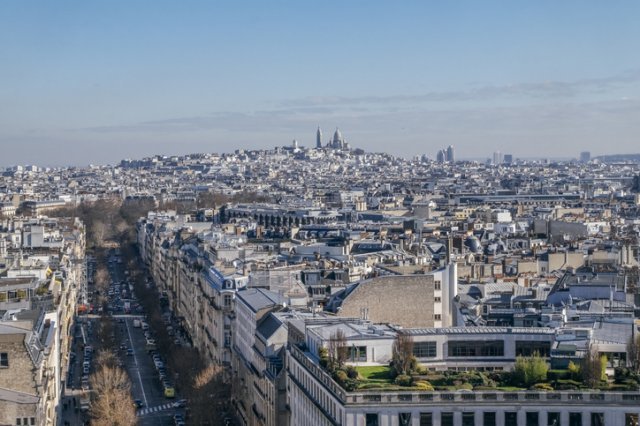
[236,288,285,313]
[256,313,285,341]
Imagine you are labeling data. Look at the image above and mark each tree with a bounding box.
[513,352,549,387]
[327,329,348,370]
[582,347,607,388]
[90,364,131,395]
[183,363,229,425]
[90,386,136,426]
[90,364,136,426]
[391,332,416,377]
[628,334,640,373]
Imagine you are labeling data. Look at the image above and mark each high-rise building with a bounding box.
[316,126,322,149]
[493,151,502,165]
[446,145,455,163]
[503,154,513,165]
[580,151,591,163]
[436,150,446,163]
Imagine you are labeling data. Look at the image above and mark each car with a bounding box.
[173,414,184,425]
[126,349,134,356]
[133,399,144,408]
[172,399,187,408]
[164,386,175,398]
[82,366,90,375]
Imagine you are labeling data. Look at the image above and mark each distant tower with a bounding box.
[580,151,591,163]
[332,128,343,149]
[436,150,446,163]
[493,151,502,165]
[316,126,322,149]
[446,145,455,163]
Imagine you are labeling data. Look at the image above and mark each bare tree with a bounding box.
[94,350,118,369]
[628,334,640,373]
[392,332,416,376]
[89,364,136,425]
[90,364,131,394]
[90,387,136,426]
[582,346,607,388]
[328,329,348,370]
[187,364,229,425]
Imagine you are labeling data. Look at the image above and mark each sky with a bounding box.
[1,1,640,167]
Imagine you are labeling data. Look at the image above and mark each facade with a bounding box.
[0,217,85,426]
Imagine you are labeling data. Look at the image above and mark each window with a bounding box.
[434,280,441,290]
[569,413,582,426]
[441,413,454,426]
[483,412,496,426]
[399,413,411,426]
[526,412,539,426]
[591,413,604,426]
[223,294,232,308]
[505,412,518,426]
[434,314,442,321]
[16,419,21,426]
[419,413,433,426]
[0,352,8,367]
[462,413,475,426]
[626,414,639,426]
[349,346,367,362]
[29,419,34,426]
[365,413,379,426]
[448,340,504,357]
[434,296,441,302]
[413,341,437,358]
[516,341,551,357]
[548,412,561,426]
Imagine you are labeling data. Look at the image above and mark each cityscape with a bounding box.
[2,137,640,426]
[2,2,640,426]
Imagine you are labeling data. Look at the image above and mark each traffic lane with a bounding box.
[124,318,166,409]
[132,322,166,405]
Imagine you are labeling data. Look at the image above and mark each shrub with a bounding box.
[413,380,434,391]
[456,383,473,391]
[513,353,549,387]
[394,374,413,387]
[343,379,358,391]
[333,370,348,384]
[548,369,570,381]
[567,361,581,380]
[530,382,554,391]
[345,366,359,380]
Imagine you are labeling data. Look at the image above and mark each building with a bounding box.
[316,127,323,149]
[446,145,455,163]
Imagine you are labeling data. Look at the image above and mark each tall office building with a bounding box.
[436,149,446,163]
[446,145,455,163]
[316,126,322,149]
[580,151,591,163]
[503,154,513,165]
[493,151,503,165]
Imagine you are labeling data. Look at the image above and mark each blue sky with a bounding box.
[1,1,640,166]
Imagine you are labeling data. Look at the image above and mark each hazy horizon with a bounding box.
[2,1,640,166]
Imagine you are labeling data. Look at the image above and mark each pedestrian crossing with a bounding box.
[137,402,175,416]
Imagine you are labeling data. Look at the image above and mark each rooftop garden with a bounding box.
[318,332,640,392]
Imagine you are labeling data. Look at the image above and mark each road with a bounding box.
[107,251,179,425]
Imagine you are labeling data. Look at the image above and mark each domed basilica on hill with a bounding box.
[316,126,351,151]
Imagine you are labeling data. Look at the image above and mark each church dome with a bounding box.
[333,128,342,142]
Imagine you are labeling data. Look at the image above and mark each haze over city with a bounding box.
[1,1,640,166]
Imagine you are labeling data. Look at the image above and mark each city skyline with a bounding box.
[2,1,640,166]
